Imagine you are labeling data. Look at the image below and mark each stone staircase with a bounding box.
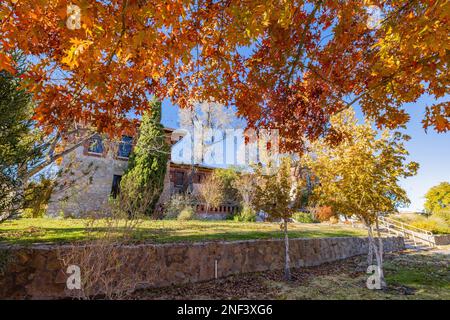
[378,216,436,251]
[403,239,432,251]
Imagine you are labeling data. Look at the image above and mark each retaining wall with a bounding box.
[0,236,405,299]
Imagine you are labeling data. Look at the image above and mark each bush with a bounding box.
[315,206,335,222]
[164,194,193,219]
[292,211,317,223]
[329,216,339,224]
[410,218,450,235]
[177,207,196,221]
[433,210,450,224]
[23,177,54,218]
[21,207,45,219]
[393,213,450,234]
[233,206,256,222]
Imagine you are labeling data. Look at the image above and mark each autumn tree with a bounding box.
[305,109,418,288]
[196,173,224,215]
[253,157,301,281]
[232,172,258,213]
[120,100,169,216]
[424,182,450,222]
[0,1,447,153]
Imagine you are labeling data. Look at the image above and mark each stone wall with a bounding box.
[46,146,128,217]
[0,236,404,299]
[434,234,450,246]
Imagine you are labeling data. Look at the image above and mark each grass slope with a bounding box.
[0,218,366,245]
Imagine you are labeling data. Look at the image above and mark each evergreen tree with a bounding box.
[120,99,169,216]
[0,55,46,221]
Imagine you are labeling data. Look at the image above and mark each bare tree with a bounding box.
[178,101,243,190]
[196,174,225,215]
[232,173,258,211]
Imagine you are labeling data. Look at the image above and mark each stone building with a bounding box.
[46,128,237,218]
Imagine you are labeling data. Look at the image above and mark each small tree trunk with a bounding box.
[375,215,384,266]
[374,215,386,288]
[365,221,374,266]
[367,229,374,266]
[283,218,291,281]
[368,224,387,289]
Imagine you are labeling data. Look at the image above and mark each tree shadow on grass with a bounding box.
[0,225,364,245]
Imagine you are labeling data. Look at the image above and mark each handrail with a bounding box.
[379,216,435,247]
[380,216,433,236]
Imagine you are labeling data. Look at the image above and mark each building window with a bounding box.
[118,136,133,158]
[88,135,104,154]
[111,175,122,198]
[195,173,205,183]
[174,171,184,187]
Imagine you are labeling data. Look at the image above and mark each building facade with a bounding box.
[46,128,237,218]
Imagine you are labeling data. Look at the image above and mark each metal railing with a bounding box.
[379,216,435,247]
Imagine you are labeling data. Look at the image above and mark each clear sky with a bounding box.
[392,97,449,212]
[353,95,450,212]
[160,95,449,213]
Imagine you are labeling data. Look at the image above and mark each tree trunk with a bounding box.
[367,228,374,266]
[365,220,374,266]
[283,218,291,281]
[368,224,387,289]
[375,215,384,266]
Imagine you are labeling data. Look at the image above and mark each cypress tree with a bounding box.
[120,99,169,216]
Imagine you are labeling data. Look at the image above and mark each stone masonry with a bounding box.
[0,236,405,299]
[46,145,128,217]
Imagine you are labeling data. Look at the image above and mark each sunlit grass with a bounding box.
[0,218,366,245]
[264,251,450,300]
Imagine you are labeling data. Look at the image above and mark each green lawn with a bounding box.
[0,218,366,245]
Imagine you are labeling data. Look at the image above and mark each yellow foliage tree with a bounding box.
[305,109,419,288]
[253,157,301,281]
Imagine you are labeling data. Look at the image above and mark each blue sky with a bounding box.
[353,96,450,212]
[391,98,449,212]
[160,96,449,212]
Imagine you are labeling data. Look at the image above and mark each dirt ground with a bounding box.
[134,249,450,300]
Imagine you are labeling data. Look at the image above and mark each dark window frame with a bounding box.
[117,135,133,159]
[87,135,104,155]
[174,171,184,187]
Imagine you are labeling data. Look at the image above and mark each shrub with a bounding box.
[433,210,450,224]
[177,207,196,221]
[410,218,450,234]
[292,211,317,223]
[21,207,45,218]
[214,168,240,204]
[233,206,256,222]
[164,194,193,219]
[315,206,335,222]
[329,216,339,224]
[23,177,54,218]
[393,213,450,234]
